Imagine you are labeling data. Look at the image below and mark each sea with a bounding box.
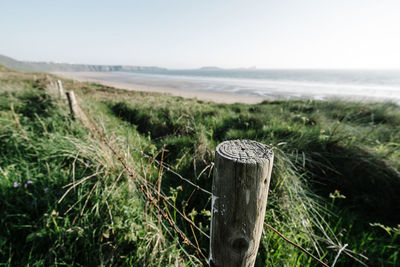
[110,69,400,103]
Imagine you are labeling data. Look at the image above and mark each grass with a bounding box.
[0,69,187,266]
[0,65,399,266]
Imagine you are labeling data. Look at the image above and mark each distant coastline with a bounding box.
[2,54,399,104]
[55,70,400,105]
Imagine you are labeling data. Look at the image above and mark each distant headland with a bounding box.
[0,54,166,73]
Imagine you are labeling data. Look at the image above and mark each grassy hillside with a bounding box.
[0,54,165,72]
[0,66,399,266]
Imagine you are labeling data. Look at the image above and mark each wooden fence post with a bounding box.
[66,90,78,120]
[57,80,64,98]
[210,140,274,267]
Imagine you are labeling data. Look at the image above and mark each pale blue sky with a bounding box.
[1,0,400,69]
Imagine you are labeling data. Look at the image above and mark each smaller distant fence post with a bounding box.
[57,80,64,98]
[209,140,274,267]
[66,91,78,120]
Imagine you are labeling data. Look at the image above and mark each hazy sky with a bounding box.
[1,0,400,69]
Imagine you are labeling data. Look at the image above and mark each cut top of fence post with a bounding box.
[210,139,274,267]
[216,139,273,164]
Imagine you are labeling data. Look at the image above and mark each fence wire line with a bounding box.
[61,88,356,267]
[156,210,202,266]
[131,131,331,266]
[74,102,210,240]
[264,223,329,267]
[87,111,329,267]
[128,144,213,196]
[80,107,209,264]
[47,82,208,262]
[107,134,211,239]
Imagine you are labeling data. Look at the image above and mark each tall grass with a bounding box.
[0,70,187,266]
[100,87,399,265]
[1,66,399,266]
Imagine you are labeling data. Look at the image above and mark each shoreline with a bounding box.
[53,71,400,105]
[53,71,267,104]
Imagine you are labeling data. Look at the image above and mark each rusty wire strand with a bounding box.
[264,222,329,267]
[129,145,212,195]
[83,110,210,239]
[80,108,209,264]
[67,92,346,267]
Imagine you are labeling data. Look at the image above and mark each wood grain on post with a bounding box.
[66,91,78,120]
[210,140,274,267]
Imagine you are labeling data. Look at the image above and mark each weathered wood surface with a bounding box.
[210,140,274,267]
[57,80,64,98]
[66,90,78,120]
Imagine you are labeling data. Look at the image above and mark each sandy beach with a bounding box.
[54,72,267,104]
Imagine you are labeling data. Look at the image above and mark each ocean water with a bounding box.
[112,69,400,103]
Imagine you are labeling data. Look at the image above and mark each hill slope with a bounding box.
[0,54,165,72]
[0,67,399,266]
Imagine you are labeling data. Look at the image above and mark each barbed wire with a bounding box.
[45,81,210,263]
[84,106,332,267]
[79,106,209,264]
[264,222,329,267]
[128,145,213,196]
[56,85,365,267]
